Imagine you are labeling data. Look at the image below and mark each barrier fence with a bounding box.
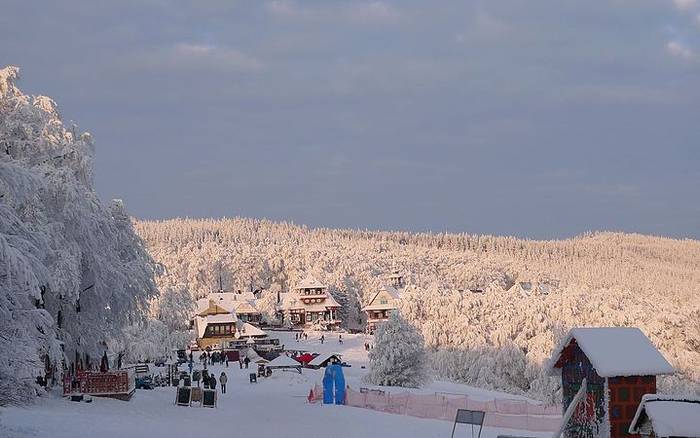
[63,369,135,396]
[311,384,562,432]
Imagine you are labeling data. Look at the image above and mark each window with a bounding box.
[379,299,388,305]
[617,387,629,402]
[611,405,621,419]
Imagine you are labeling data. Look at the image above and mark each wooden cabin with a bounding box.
[548,328,675,438]
[362,284,401,333]
[278,275,342,330]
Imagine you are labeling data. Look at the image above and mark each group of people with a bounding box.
[199,351,229,367]
[189,362,229,394]
[363,342,373,351]
[294,332,344,345]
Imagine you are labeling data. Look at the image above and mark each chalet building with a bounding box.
[278,275,342,330]
[629,395,700,437]
[362,284,401,334]
[548,327,675,438]
[193,292,262,327]
[193,300,278,351]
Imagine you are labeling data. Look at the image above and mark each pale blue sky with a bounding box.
[2,1,699,238]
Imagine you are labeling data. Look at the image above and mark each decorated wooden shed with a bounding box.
[548,327,674,438]
[628,394,700,437]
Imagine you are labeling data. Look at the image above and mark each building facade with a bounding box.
[362,284,401,333]
[278,275,342,330]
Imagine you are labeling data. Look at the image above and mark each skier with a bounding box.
[320,335,325,344]
[219,372,227,394]
[338,334,343,344]
[244,356,250,369]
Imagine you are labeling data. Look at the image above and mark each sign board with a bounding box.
[455,409,485,426]
[190,387,202,406]
[176,387,191,406]
[202,389,217,408]
[451,409,485,438]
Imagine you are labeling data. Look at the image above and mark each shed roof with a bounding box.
[267,355,301,368]
[309,352,342,367]
[629,394,700,437]
[547,327,675,378]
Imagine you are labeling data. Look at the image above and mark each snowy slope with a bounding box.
[0,332,552,438]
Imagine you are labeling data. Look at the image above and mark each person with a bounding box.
[239,357,243,369]
[203,374,210,389]
[189,351,193,363]
[295,333,298,342]
[339,334,343,344]
[305,333,308,341]
[244,356,250,369]
[188,361,193,374]
[219,372,227,394]
[225,356,229,367]
[320,334,325,344]
[209,375,217,391]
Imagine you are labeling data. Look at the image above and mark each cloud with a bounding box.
[266,0,401,25]
[351,2,401,23]
[171,44,263,70]
[673,0,698,11]
[666,40,695,59]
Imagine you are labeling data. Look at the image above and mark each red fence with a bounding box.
[311,384,563,433]
[63,369,135,396]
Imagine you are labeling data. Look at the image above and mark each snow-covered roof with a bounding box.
[195,293,261,317]
[324,294,341,308]
[629,394,700,437]
[309,352,342,367]
[194,313,237,338]
[547,327,675,378]
[279,290,339,311]
[267,355,301,368]
[237,322,267,337]
[295,275,325,290]
[233,301,260,314]
[279,292,303,310]
[363,285,401,311]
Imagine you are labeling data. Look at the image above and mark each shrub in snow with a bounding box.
[366,312,428,388]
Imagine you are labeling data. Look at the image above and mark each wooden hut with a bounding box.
[548,328,674,438]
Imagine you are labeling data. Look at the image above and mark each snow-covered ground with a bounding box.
[0,331,552,438]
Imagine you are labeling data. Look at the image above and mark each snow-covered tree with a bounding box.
[366,312,428,388]
[0,66,158,404]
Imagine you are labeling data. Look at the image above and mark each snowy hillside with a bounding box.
[135,218,700,399]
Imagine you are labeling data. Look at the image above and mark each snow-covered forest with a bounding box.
[135,217,700,400]
[0,66,158,405]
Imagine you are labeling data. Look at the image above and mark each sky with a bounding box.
[1,0,699,239]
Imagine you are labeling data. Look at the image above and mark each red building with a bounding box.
[548,328,675,438]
